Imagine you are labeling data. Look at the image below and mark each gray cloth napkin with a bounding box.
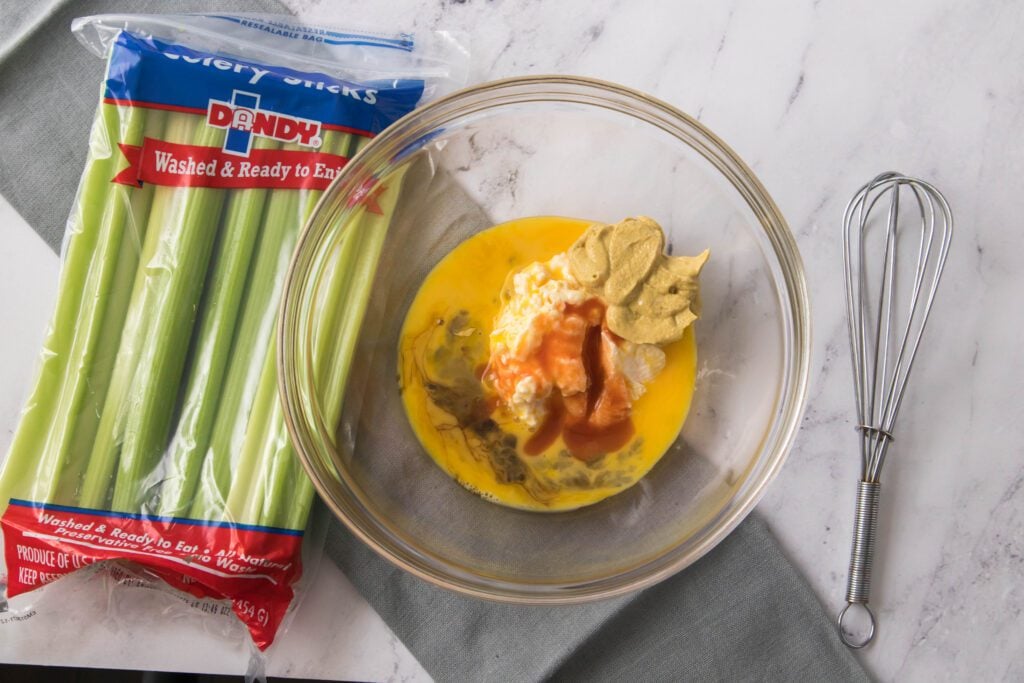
[0,3,871,682]
[328,514,867,683]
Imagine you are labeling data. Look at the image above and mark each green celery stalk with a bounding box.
[79,114,199,509]
[252,229,356,529]
[0,102,145,514]
[53,109,169,505]
[187,147,309,520]
[109,120,229,513]
[157,138,279,517]
[275,156,408,531]
[223,338,284,525]
[307,133,368,371]
[217,133,353,525]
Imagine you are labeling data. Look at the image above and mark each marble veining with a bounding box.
[2,1,1022,681]
[282,1,1024,680]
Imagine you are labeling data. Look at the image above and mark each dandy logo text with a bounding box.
[207,90,322,156]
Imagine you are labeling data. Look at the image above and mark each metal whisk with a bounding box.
[837,172,952,648]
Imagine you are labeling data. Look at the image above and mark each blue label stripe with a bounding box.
[104,32,424,136]
[8,498,304,537]
[206,15,415,51]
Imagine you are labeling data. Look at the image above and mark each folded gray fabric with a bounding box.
[1,4,870,682]
[327,513,868,683]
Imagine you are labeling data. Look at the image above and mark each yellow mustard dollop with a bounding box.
[567,216,709,345]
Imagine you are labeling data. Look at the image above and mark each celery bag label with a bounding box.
[3,499,301,649]
[104,31,424,190]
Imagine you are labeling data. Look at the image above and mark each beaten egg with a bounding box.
[398,216,698,511]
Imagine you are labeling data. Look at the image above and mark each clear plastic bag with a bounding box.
[0,11,467,658]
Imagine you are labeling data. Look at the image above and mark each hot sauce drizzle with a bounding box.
[520,300,635,461]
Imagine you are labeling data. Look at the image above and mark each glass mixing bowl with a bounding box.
[279,76,810,602]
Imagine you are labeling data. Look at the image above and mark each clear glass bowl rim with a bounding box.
[278,75,812,604]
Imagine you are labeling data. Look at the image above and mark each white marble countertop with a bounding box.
[2,1,1022,680]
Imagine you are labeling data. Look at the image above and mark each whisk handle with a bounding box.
[837,480,880,648]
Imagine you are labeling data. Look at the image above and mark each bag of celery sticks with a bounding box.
[0,13,467,650]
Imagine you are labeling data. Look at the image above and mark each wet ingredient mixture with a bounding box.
[398,216,707,511]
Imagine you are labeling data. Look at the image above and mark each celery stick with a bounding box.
[253,231,353,529]
[53,110,169,505]
[109,121,229,513]
[188,160,305,520]
[78,115,199,509]
[223,340,283,525]
[224,225,334,527]
[308,133,368,371]
[78,113,203,510]
[280,159,407,531]
[223,133,354,526]
[260,433,295,528]
[0,103,141,514]
[158,138,279,517]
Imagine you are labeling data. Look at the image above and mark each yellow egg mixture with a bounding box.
[398,216,698,511]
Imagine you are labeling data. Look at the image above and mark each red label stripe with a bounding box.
[2,499,302,650]
[113,137,350,191]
